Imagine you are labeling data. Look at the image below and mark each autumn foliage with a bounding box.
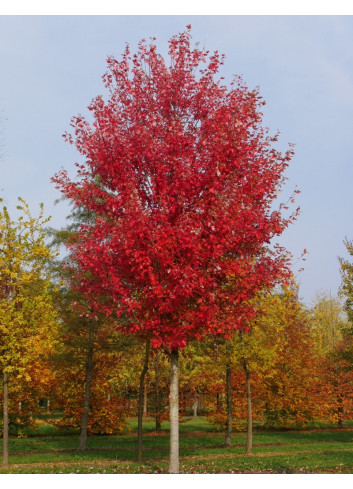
[52,26,297,349]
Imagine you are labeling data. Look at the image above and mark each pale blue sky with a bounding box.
[1,15,353,305]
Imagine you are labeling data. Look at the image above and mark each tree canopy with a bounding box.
[52,26,298,349]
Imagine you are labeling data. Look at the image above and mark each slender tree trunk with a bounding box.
[79,320,95,451]
[143,380,148,417]
[2,371,9,468]
[244,359,253,455]
[337,395,344,428]
[225,341,233,447]
[216,392,221,409]
[225,361,232,447]
[193,398,198,417]
[137,337,151,462]
[46,398,50,414]
[169,349,179,474]
[155,351,161,432]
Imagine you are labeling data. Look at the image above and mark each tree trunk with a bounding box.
[193,398,198,417]
[79,320,95,451]
[2,371,9,468]
[337,395,344,428]
[244,359,253,455]
[169,348,179,474]
[143,380,148,417]
[46,398,50,414]
[225,360,232,447]
[137,337,151,462]
[216,392,221,409]
[155,351,161,432]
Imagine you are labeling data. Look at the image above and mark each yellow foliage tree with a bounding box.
[257,289,323,428]
[311,292,344,354]
[0,198,57,467]
[311,291,353,426]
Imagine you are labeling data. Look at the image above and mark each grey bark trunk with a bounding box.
[169,349,179,474]
[2,371,9,468]
[225,360,232,447]
[193,399,198,417]
[79,320,95,451]
[244,359,253,455]
[137,337,151,462]
[155,351,161,432]
[143,381,148,417]
[47,398,50,414]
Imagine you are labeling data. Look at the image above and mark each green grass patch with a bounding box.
[1,416,353,473]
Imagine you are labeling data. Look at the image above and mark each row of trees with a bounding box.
[1,198,353,466]
[1,27,353,473]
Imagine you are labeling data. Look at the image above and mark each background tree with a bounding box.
[48,200,133,449]
[0,198,57,467]
[259,289,322,428]
[310,291,353,426]
[51,293,131,438]
[320,243,353,425]
[311,292,344,352]
[145,349,169,431]
[230,291,285,454]
[339,238,353,324]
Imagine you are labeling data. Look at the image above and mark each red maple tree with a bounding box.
[52,26,298,472]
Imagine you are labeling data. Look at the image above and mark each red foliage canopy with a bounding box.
[52,27,298,349]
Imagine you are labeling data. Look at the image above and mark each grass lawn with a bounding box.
[1,415,353,474]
